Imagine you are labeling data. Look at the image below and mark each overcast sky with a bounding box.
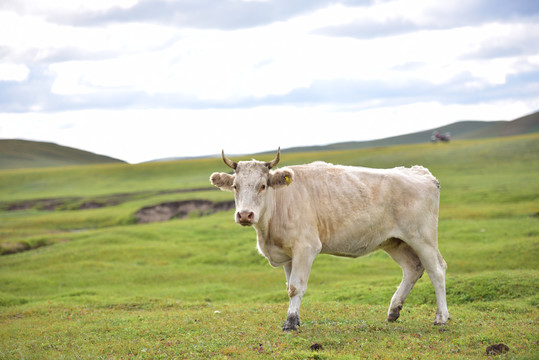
[1,0,538,163]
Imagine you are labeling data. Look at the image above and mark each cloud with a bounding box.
[315,17,419,39]
[0,63,29,81]
[0,64,57,112]
[315,0,539,39]
[3,63,537,114]
[447,0,539,23]
[460,29,539,60]
[0,0,138,15]
[49,0,374,30]
[0,0,538,118]
[250,66,539,109]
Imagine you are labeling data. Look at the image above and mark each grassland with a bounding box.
[0,140,125,170]
[0,134,538,359]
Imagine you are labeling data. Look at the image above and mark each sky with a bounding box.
[0,0,538,163]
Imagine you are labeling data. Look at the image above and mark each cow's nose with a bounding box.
[237,211,254,226]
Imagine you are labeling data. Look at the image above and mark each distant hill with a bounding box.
[148,111,539,162]
[278,110,539,154]
[0,140,126,170]
[458,111,539,139]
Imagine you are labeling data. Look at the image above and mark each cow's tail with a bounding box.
[411,165,440,189]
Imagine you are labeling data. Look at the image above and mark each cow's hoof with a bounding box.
[433,314,450,325]
[387,312,400,322]
[282,322,298,331]
[282,314,300,331]
[433,319,448,326]
[387,305,401,322]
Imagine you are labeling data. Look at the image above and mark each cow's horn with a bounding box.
[265,147,280,169]
[222,150,237,170]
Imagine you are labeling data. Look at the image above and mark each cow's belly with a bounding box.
[319,222,392,258]
[317,200,409,257]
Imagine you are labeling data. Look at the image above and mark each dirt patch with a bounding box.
[0,241,31,255]
[78,199,124,209]
[0,240,50,255]
[486,343,509,356]
[5,198,75,211]
[135,199,235,223]
[1,187,217,212]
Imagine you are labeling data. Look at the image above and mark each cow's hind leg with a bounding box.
[384,239,424,322]
[409,241,449,325]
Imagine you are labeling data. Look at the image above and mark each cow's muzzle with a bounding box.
[236,211,254,226]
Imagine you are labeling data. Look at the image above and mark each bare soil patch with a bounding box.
[5,198,77,211]
[486,343,509,355]
[1,187,217,212]
[0,240,49,255]
[135,199,235,223]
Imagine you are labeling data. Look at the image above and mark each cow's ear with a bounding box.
[269,168,294,189]
[210,172,235,192]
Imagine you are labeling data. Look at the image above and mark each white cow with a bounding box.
[210,148,449,331]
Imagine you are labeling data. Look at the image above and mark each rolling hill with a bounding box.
[0,139,126,170]
[150,110,539,160]
[279,110,539,153]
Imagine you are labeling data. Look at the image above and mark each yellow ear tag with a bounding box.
[285,176,292,186]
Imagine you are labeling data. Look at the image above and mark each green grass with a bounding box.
[0,140,125,170]
[0,134,538,359]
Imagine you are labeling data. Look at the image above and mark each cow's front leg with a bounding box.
[282,247,319,331]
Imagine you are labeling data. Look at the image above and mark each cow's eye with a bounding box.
[259,184,266,192]
[233,185,238,191]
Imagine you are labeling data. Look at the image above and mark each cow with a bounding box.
[210,148,449,331]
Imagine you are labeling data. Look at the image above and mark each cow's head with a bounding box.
[210,148,294,226]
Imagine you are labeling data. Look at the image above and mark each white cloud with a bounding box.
[38,4,539,101]
[12,0,138,13]
[0,63,29,81]
[0,11,176,62]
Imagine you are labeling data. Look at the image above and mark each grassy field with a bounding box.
[0,134,538,359]
[0,140,125,170]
